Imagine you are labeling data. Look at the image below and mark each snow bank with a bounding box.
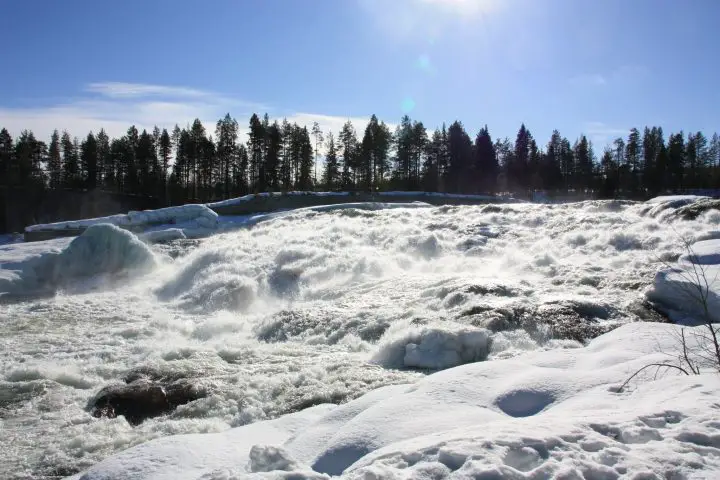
[646,238,720,323]
[207,191,511,209]
[24,204,218,233]
[72,322,720,479]
[644,195,709,205]
[0,224,156,295]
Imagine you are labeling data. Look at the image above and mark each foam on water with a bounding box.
[1,199,717,478]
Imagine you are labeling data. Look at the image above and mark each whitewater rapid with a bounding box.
[1,199,718,478]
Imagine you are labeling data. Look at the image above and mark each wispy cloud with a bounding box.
[569,65,649,88]
[569,73,608,87]
[0,83,377,151]
[584,121,629,146]
[85,82,212,99]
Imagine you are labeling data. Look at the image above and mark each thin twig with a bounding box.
[619,363,690,393]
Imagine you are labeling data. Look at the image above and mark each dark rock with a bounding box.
[89,379,205,426]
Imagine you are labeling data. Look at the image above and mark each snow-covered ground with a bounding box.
[71,322,720,480]
[2,196,720,478]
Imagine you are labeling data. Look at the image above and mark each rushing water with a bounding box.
[1,200,718,479]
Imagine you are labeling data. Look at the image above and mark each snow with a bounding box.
[646,238,720,324]
[71,322,720,479]
[207,191,508,209]
[645,195,710,204]
[0,224,156,296]
[24,204,219,233]
[371,322,491,370]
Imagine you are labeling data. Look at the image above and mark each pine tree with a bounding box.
[338,121,358,189]
[543,130,564,192]
[667,132,685,190]
[473,126,497,193]
[159,128,171,201]
[80,132,98,189]
[233,144,249,195]
[446,121,473,193]
[96,129,110,190]
[298,127,314,190]
[573,135,592,192]
[47,130,62,189]
[265,121,282,190]
[188,119,207,198]
[423,129,442,192]
[323,133,339,189]
[511,124,532,192]
[61,131,79,189]
[624,128,641,194]
[14,130,46,187]
[311,122,324,188]
[215,114,239,198]
[0,128,13,187]
[248,113,265,191]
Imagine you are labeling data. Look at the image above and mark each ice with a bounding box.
[73,322,720,479]
[1,224,156,296]
[371,322,491,370]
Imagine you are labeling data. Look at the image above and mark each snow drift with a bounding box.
[70,322,720,480]
[646,238,720,324]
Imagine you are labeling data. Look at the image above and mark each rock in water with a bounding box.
[89,379,204,425]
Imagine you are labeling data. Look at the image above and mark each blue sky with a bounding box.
[1,0,718,149]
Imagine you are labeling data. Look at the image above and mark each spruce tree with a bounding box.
[48,130,62,189]
[473,126,497,193]
[80,132,98,189]
[323,132,339,189]
[0,128,13,187]
[61,131,79,189]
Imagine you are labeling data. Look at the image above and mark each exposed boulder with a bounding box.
[89,378,205,426]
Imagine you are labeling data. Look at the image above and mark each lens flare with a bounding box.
[401,97,416,113]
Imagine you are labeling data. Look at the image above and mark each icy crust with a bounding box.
[206,191,511,209]
[24,204,219,233]
[72,323,720,479]
[0,224,156,295]
[646,238,720,324]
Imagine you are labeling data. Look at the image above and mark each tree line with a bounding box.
[1,113,718,205]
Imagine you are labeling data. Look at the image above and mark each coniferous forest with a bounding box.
[1,112,719,231]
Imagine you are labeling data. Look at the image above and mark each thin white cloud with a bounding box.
[0,84,381,154]
[569,65,649,88]
[569,73,608,87]
[584,121,629,146]
[86,82,212,99]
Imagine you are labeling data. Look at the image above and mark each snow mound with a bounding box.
[25,204,218,234]
[646,238,720,323]
[371,323,491,370]
[72,322,720,479]
[644,195,709,205]
[0,224,156,295]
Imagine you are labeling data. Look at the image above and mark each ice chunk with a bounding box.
[372,323,490,370]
